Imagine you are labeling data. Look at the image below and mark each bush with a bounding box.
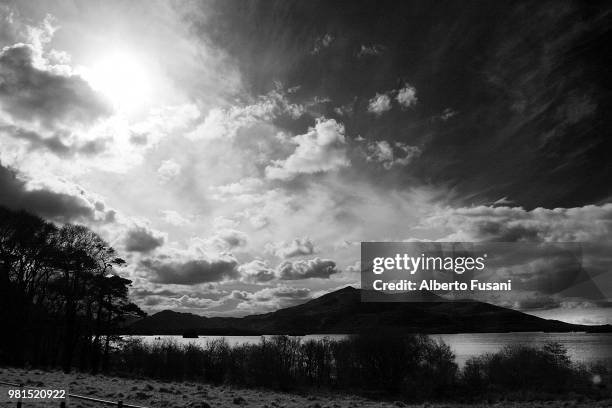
[459,341,596,398]
[331,331,457,400]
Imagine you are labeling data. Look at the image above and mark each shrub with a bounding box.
[459,341,595,398]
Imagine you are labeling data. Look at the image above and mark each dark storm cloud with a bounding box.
[0,162,95,222]
[124,226,165,253]
[198,0,611,209]
[0,44,112,128]
[277,257,338,280]
[142,258,239,285]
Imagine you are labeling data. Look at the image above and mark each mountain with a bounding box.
[125,286,612,335]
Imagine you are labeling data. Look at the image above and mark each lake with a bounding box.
[127,332,612,367]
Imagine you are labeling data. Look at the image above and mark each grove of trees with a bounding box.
[0,206,145,373]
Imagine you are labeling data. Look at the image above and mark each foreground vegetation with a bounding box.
[4,365,611,408]
[108,333,610,402]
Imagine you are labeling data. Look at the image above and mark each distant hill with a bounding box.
[125,286,612,335]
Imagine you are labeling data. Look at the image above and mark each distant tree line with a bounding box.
[0,206,145,373]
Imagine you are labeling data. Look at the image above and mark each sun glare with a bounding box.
[83,51,152,113]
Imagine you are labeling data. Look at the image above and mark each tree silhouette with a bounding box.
[0,205,145,372]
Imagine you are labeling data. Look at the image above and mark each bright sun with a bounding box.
[83,51,152,113]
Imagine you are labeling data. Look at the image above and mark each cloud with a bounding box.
[367,84,418,115]
[366,140,421,169]
[426,203,612,243]
[312,34,334,54]
[212,177,264,195]
[131,285,236,313]
[131,286,232,311]
[188,228,248,254]
[0,5,21,46]
[238,209,270,230]
[422,203,612,310]
[0,124,107,156]
[131,288,182,299]
[130,104,200,147]
[0,162,100,222]
[265,118,349,180]
[143,296,165,306]
[235,285,312,313]
[160,210,190,226]
[0,44,111,128]
[188,89,304,141]
[124,225,166,253]
[367,93,392,115]
[266,237,316,258]
[157,159,181,183]
[493,197,514,206]
[277,257,338,280]
[212,216,240,229]
[254,286,311,300]
[238,259,276,283]
[333,101,354,117]
[346,260,362,274]
[422,203,612,306]
[357,44,384,58]
[213,229,248,249]
[141,256,239,285]
[396,84,417,108]
[439,108,457,121]
[231,290,250,301]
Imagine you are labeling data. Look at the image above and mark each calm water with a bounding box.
[128,332,612,367]
[434,332,612,366]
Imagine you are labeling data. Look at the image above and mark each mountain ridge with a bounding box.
[125,286,612,335]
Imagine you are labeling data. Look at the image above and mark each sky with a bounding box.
[0,0,610,324]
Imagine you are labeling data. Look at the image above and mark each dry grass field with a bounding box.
[1,367,610,408]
